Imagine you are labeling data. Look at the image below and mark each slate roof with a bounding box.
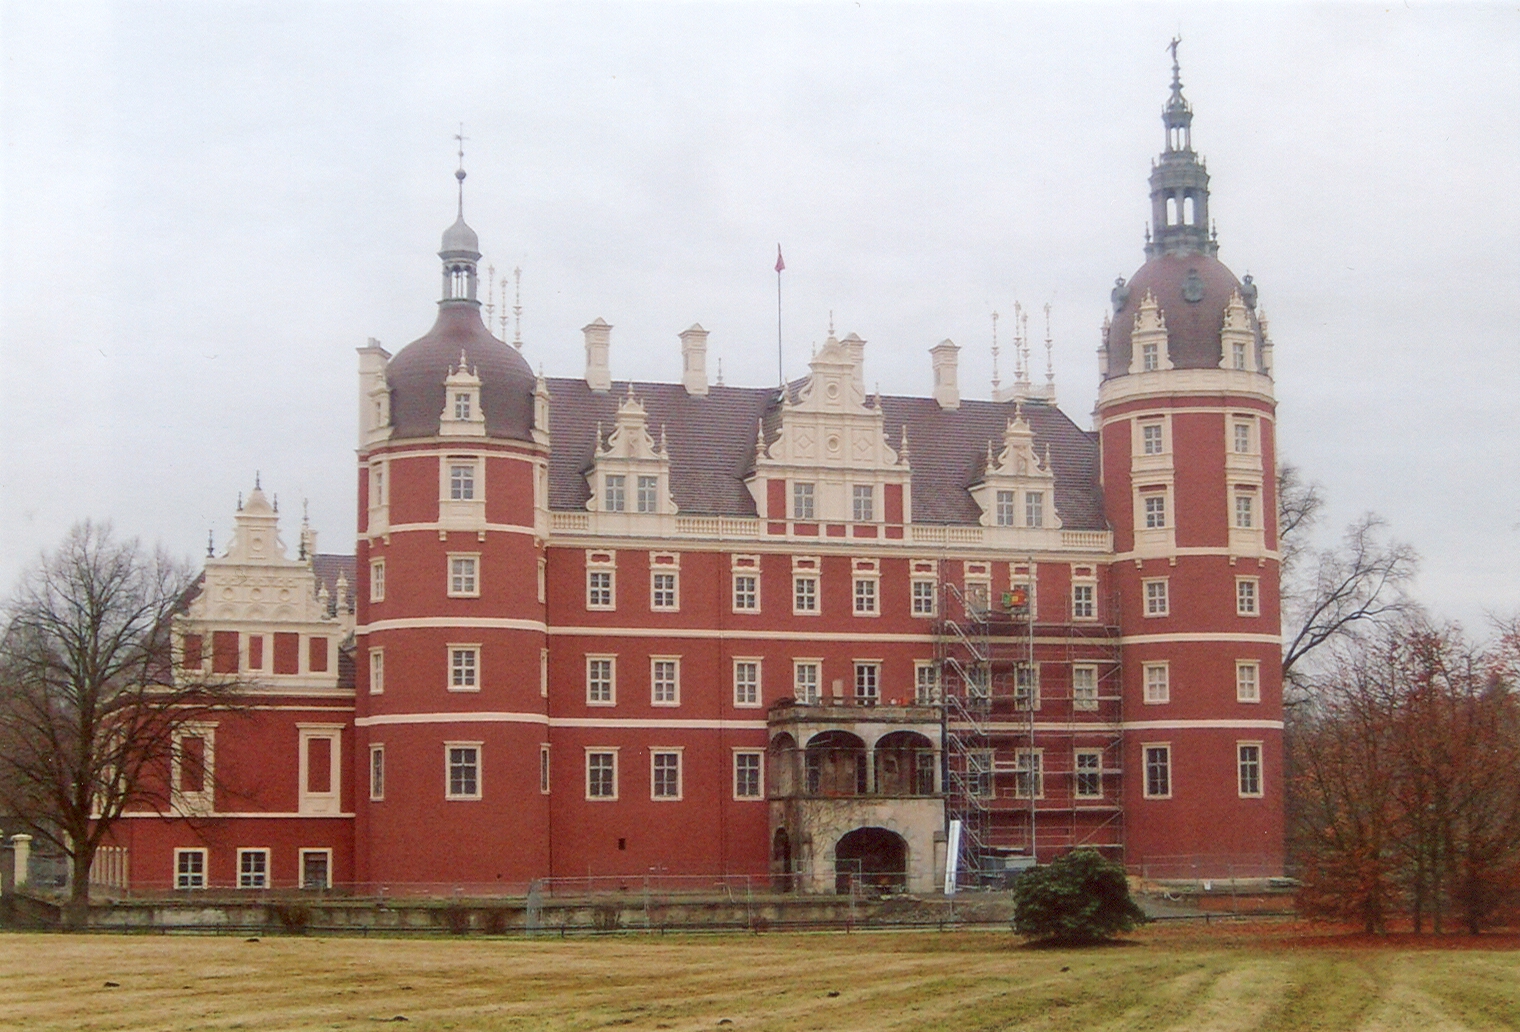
[546,378,1106,531]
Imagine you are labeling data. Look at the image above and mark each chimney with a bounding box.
[841,332,866,396]
[930,339,960,410]
[583,318,612,393]
[680,324,709,396]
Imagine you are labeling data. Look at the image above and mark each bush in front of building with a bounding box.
[1011,849,1146,945]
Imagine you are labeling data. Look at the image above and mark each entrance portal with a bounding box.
[834,826,907,893]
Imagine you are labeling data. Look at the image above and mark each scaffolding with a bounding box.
[938,563,1124,885]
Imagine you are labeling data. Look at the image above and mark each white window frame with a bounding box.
[1236,660,1261,703]
[540,744,551,794]
[853,661,880,706]
[174,848,207,890]
[793,481,815,520]
[445,742,482,801]
[1142,340,1159,372]
[733,750,764,800]
[1235,492,1254,529]
[1071,581,1096,621]
[793,575,818,615]
[369,743,385,801]
[586,748,619,801]
[635,474,659,514]
[1025,491,1044,528]
[650,656,681,707]
[914,661,941,705]
[370,559,385,602]
[1074,749,1104,800]
[448,461,477,501]
[587,569,615,610]
[1072,664,1099,711]
[448,644,481,692]
[968,749,995,798]
[297,723,342,815]
[1140,421,1165,455]
[733,658,762,708]
[172,723,217,814]
[586,655,616,706]
[298,847,333,890]
[1143,744,1173,799]
[650,748,683,801]
[1233,420,1254,454]
[732,572,759,613]
[1143,578,1169,617]
[911,578,938,617]
[995,490,1016,527]
[603,473,626,512]
[1236,577,1259,616]
[237,847,269,889]
[1014,662,1041,711]
[447,553,480,598]
[852,483,875,522]
[794,660,821,705]
[1142,493,1167,529]
[1238,741,1264,798]
[853,576,878,616]
[1143,662,1170,705]
[650,570,679,611]
[1013,748,1044,799]
[368,647,384,696]
[540,647,549,698]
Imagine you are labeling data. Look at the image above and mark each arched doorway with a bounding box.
[834,827,907,894]
[771,827,793,892]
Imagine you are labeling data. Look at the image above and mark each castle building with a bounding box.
[113,54,1283,893]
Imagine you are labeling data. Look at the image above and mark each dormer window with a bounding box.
[995,490,1015,527]
[1142,341,1159,371]
[454,392,472,420]
[637,475,658,514]
[1025,492,1044,528]
[852,484,874,522]
[1233,341,1247,370]
[604,475,626,512]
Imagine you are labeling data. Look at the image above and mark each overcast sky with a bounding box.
[2,2,1516,632]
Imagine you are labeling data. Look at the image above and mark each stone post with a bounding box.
[11,835,32,888]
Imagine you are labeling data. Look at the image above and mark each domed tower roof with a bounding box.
[1105,40,1264,378]
[386,155,536,441]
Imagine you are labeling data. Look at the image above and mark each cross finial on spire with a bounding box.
[828,310,834,337]
[255,470,261,490]
[454,123,469,215]
[207,529,215,558]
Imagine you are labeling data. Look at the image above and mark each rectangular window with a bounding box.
[1144,579,1169,617]
[448,555,479,597]
[636,475,658,513]
[450,463,476,500]
[586,657,615,705]
[247,634,264,671]
[968,750,994,798]
[540,647,549,698]
[179,735,207,794]
[1143,493,1167,529]
[587,569,614,609]
[1233,341,1248,370]
[446,744,480,800]
[733,574,758,611]
[371,465,386,507]
[1072,665,1099,711]
[1144,745,1172,798]
[1072,583,1096,620]
[308,636,329,673]
[273,632,298,674]
[793,482,815,520]
[1235,494,1254,528]
[853,577,877,615]
[212,630,239,674]
[237,848,268,889]
[650,571,678,611]
[369,744,385,801]
[454,392,471,420]
[734,752,762,799]
[540,744,551,794]
[794,661,820,705]
[966,663,991,700]
[175,849,206,890]
[651,658,680,706]
[1014,749,1043,799]
[1144,663,1170,704]
[586,750,618,800]
[651,751,682,800]
[733,660,760,707]
[449,647,479,691]
[852,484,874,522]
[854,663,879,706]
[793,575,818,613]
[1234,422,1252,454]
[370,559,386,602]
[1075,750,1103,799]
[368,648,384,695]
[1237,578,1259,616]
[1238,743,1263,797]
[1014,663,1040,710]
[604,474,626,512]
[1141,422,1164,455]
[1236,661,1261,703]
[1142,341,1159,371]
[915,663,941,705]
[995,490,1016,527]
[1025,492,1044,528]
[911,579,937,616]
[300,850,330,890]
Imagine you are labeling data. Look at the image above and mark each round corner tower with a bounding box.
[353,170,551,889]
[1098,46,1284,879]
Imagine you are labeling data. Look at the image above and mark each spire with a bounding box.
[440,126,482,305]
[1146,38,1217,259]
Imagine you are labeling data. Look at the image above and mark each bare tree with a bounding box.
[0,522,242,923]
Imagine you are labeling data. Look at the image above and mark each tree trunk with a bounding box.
[63,839,94,931]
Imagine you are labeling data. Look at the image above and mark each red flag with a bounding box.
[775,246,785,273]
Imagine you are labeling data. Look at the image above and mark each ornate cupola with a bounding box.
[1146,39,1215,259]
[440,156,482,304]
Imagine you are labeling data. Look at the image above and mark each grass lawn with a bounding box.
[2,920,1518,1032]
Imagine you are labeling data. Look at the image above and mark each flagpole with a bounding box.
[775,245,785,386]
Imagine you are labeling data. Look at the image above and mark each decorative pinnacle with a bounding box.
[454,123,469,215]
[991,311,1001,394]
[255,470,261,490]
[207,530,215,557]
[513,266,523,348]
[1168,35,1182,94]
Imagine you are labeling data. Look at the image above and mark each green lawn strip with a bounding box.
[1255,952,1386,1032]
[1408,952,1520,1031]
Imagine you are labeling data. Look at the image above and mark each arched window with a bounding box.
[1183,194,1196,225]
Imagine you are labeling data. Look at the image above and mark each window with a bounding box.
[1144,745,1172,798]
[175,849,206,890]
[237,849,268,889]
[587,569,614,609]
[794,661,820,705]
[911,579,937,616]
[1142,341,1159,371]
[454,392,471,420]
[1233,340,1247,370]
[1144,579,1169,617]
[309,637,329,674]
[1143,493,1166,529]
[368,648,384,695]
[1072,583,1095,620]
[651,750,682,800]
[966,663,991,700]
[793,482,815,520]
[1141,422,1164,455]
[651,571,678,610]
[1144,663,1170,704]
[964,580,990,615]
[540,648,549,698]
[733,660,760,707]
[370,559,385,602]
[852,484,874,522]
[449,463,475,500]
[449,646,479,691]
[968,750,994,798]
[604,474,626,512]
[1238,743,1263,797]
[178,735,207,794]
[370,464,386,507]
[540,745,551,794]
[1237,578,1259,616]
[1025,492,1044,528]
[448,555,479,597]
[1072,665,1098,711]
[1236,661,1261,703]
[1075,750,1103,799]
[854,663,879,706]
[1014,749,1043,799]
[733,574,758,612]
[369,744,385,801]
[1234,421,1252,454]
[636,475,658,513]
[853,577,877,615]
[995,490,1016,527]
[915,663,941,705]
[1235,493,1254,529]
[586,656,615,705]
[651,658,680,706]
[297,726,340,815]
[243,634,260,673]
[586,750,618,799]
[299,849,331,890]
[446,744,481,800]
[734,752,763,799]
[1014,663,1040,710]
[793,575,818,614]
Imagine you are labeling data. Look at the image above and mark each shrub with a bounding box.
[270,902,312,935]
[1011,849,1146,944]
